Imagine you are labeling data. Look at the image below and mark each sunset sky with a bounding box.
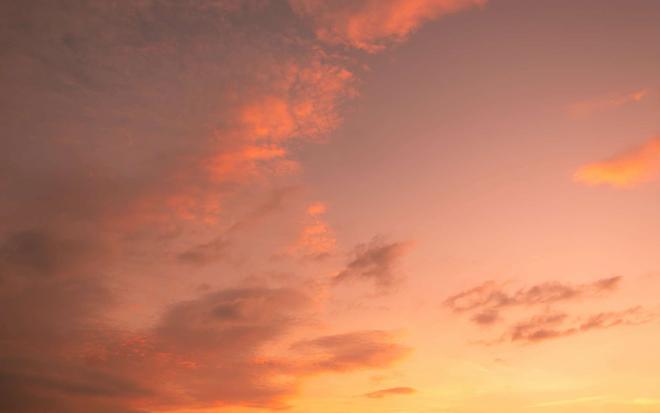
[2,1,660,412]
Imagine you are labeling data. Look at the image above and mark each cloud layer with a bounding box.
[0,0,467,410]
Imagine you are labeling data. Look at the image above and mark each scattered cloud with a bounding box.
[471,308,501,326]
[574,137,660,188]
[578,306,653,331]
[364,386,417,399]
[445,276,621,324]
[334,238,412,289]
[507,306,653,344]
[508,312,571,343]
[446,277,652,345]
[289,0,486,52]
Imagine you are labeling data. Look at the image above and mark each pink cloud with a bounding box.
[290,0,486,52]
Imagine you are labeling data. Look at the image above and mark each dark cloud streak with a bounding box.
[333,237,412,289]
[445,276,622,325]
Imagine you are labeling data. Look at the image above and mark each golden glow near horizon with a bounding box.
[1,1,660,412]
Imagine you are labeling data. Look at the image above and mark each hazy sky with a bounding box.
[1,1,660,412]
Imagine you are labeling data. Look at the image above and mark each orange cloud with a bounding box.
[574,137,660,188]
[297,222,336,257]
[240,96,297,141]
[568,89,648,117]
[199,60,354,191]
[290,202,336,258]
[364,386,417,399]
[290,0,486,52]
[206,143,292,183]
[239,62,354,142]
[306,201,327,216]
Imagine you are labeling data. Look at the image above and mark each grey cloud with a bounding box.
[445,276,622,323]
[291,330,411,373]
[506,307,654,344]
[334,237,412,288]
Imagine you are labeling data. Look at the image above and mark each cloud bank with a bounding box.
[1,0,469,410]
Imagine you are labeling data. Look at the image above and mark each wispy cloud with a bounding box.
[445,276,621,325]
[574,137,660,188]
[507,306,653,344]
[446,277,654,345]
[568,89,648,117]
[364,386,417,399]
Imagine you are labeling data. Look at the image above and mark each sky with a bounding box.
[1,1,660,412]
